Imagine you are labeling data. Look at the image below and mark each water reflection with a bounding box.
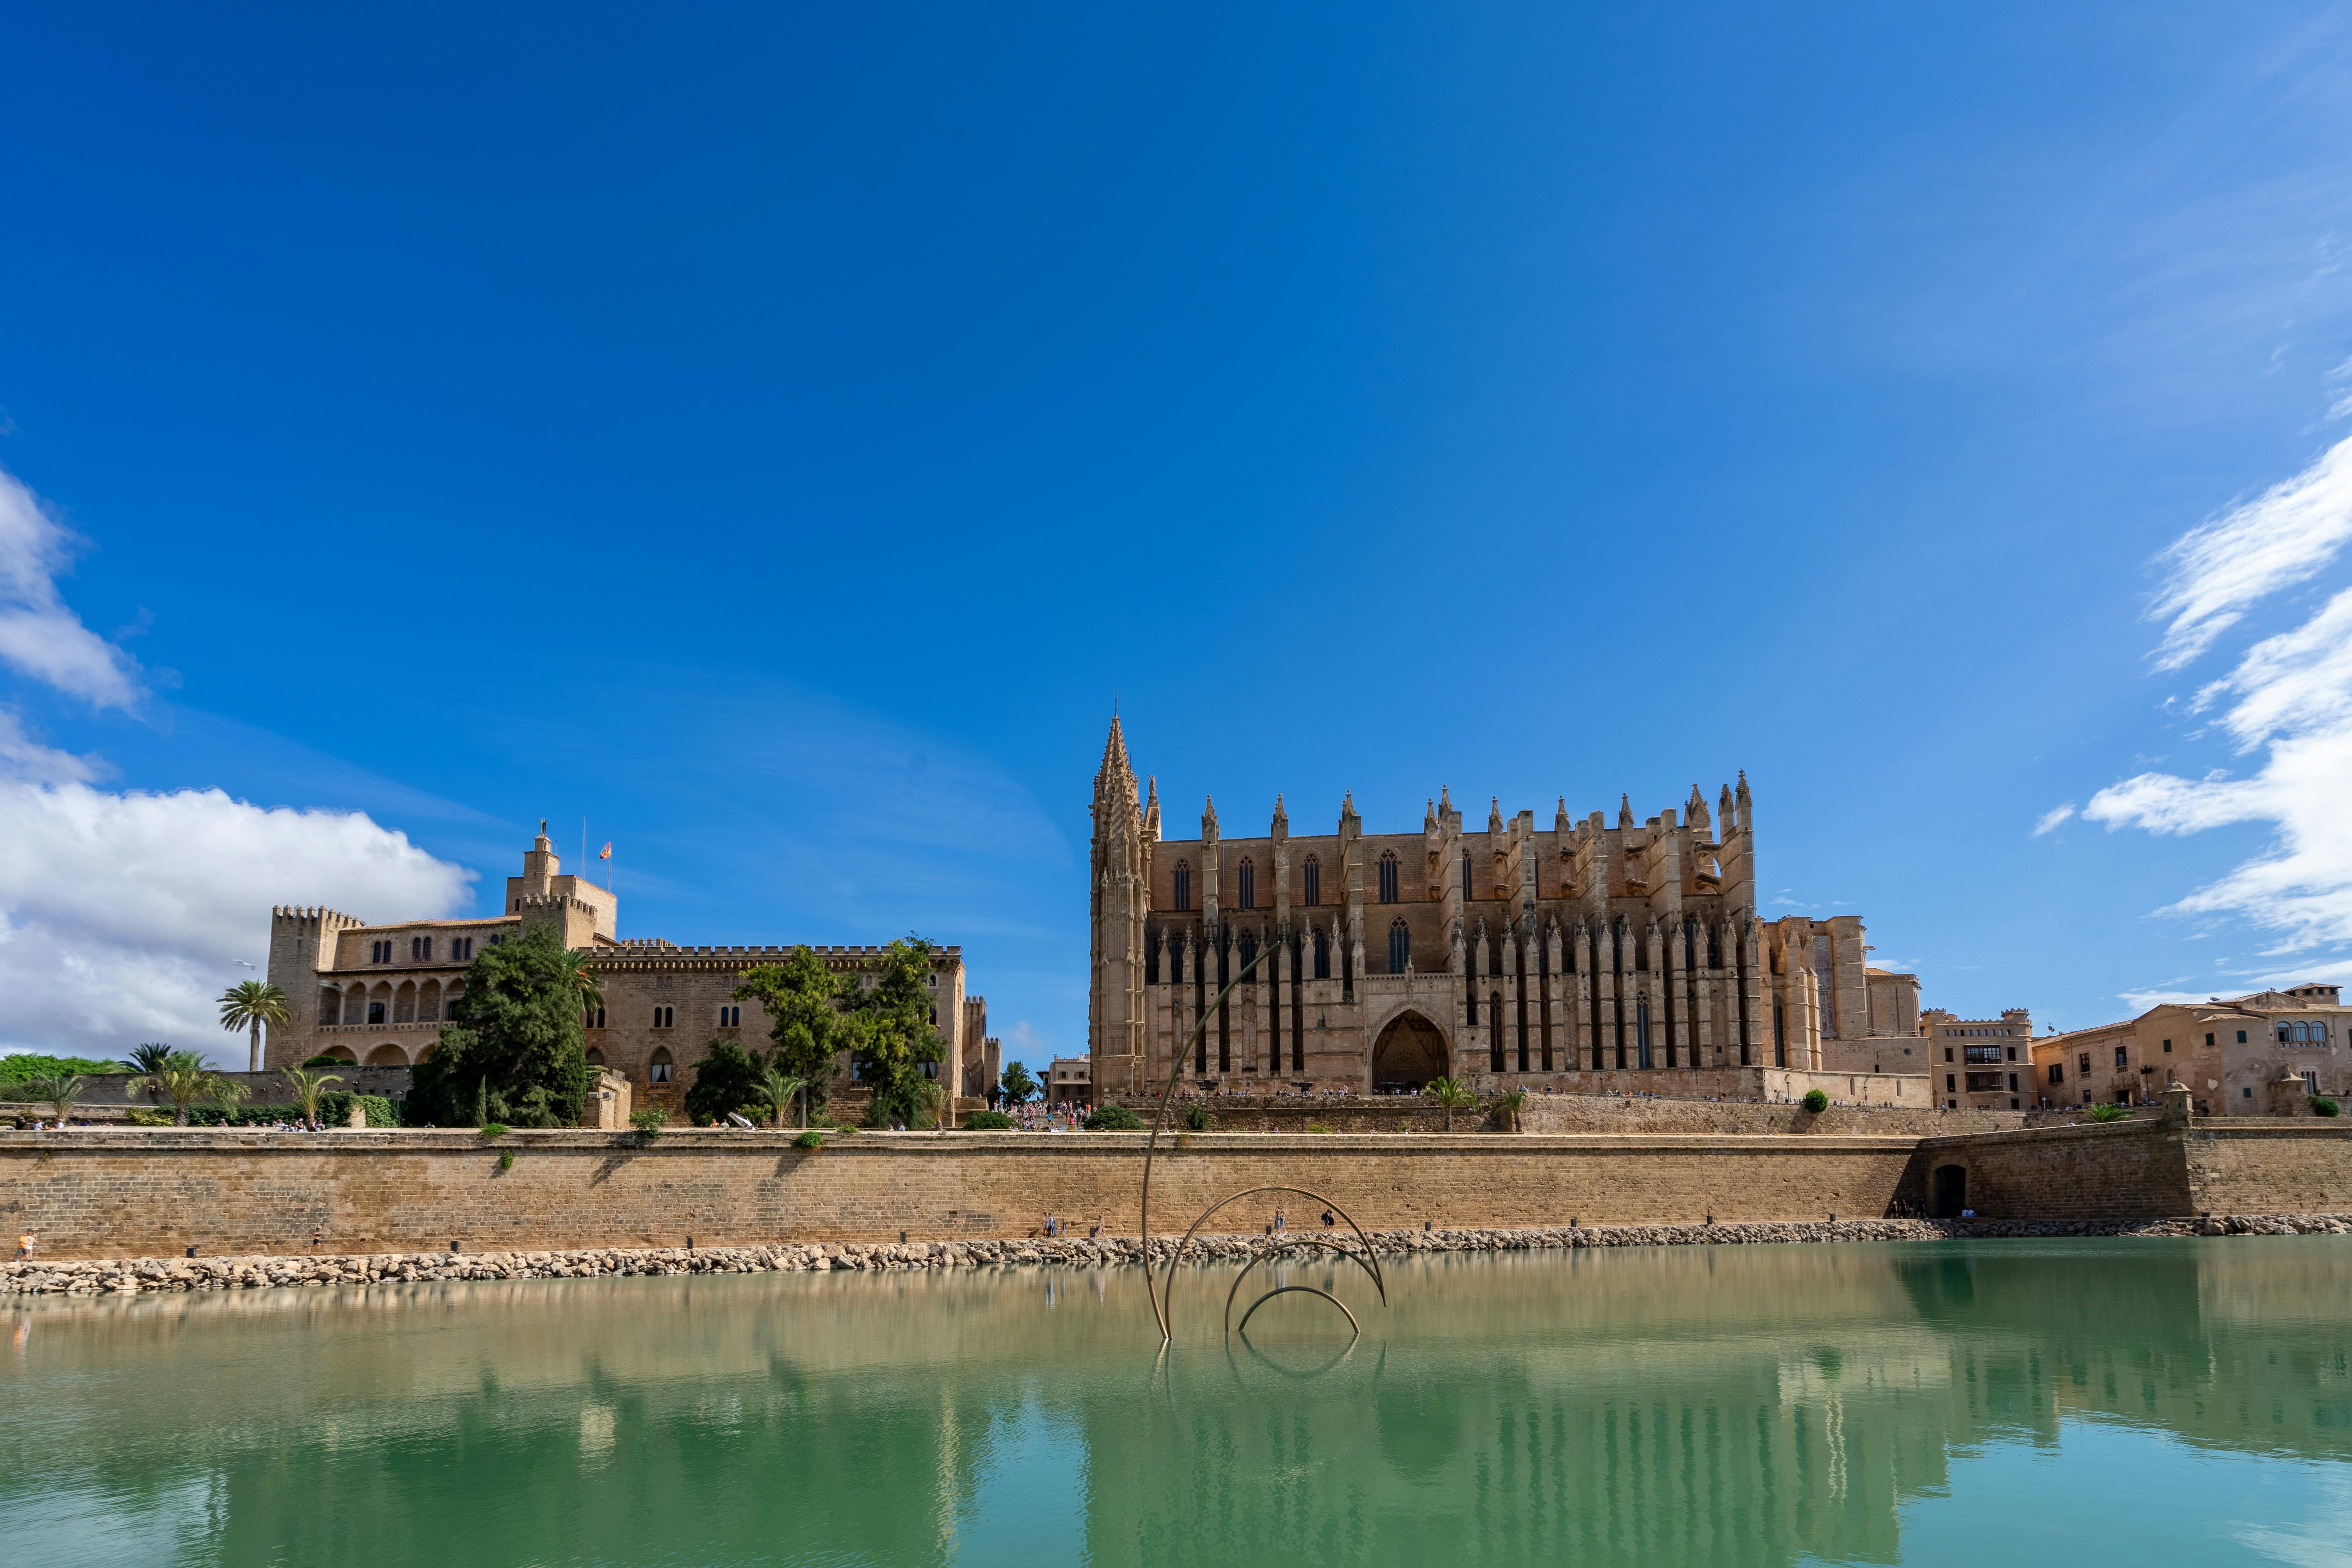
[4,1239,2349,1566]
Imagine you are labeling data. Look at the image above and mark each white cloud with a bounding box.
[0,707,100,785]
[2033,802,2077,836]
[0,465,143,710]
[0,780,473,1065]
[2089,439,2352,951]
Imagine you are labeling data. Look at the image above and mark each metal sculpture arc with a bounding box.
[1137,943,1387,1344]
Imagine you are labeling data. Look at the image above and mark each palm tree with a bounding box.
[1493,1087,1528,1132]
[1424,1076,1477,1133]
[280,1064,344,1128]
[219,981,291,1073]
[133,1051,245,1127]
[21,1074,86,1123]
[752,1065,809,1129]
[557,947,604,1018]
[122,1042,175,1074]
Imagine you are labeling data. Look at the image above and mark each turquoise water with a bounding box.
[5,1238,2351,1566]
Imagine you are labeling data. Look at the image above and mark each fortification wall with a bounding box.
[2,1129,1919,1260]
[2185,1125,2352,1216]
[1911,1120,2196,1219]
[9,1117,2340,1261]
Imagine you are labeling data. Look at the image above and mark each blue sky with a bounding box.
[5,4,2352,1065]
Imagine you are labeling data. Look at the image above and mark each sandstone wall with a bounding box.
[1910,1121,2196,1219]
[2185,1125,2352,1215]
[10,1116,2342,1261]
[3,1129,1918,1260]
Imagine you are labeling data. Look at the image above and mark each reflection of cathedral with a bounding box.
[1087,717,1924,1097]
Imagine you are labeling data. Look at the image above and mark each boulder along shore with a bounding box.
[6,1214,2348,1297]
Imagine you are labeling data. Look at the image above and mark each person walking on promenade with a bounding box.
[15,1231,33,1261]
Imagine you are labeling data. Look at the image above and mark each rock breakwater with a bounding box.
[6,1214,2345,1297]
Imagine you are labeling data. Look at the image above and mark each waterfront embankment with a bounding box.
[9,1212,2351,1296]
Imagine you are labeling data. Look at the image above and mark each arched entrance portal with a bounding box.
[1371,1013,1450,1094]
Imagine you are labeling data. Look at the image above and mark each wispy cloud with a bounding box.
[2088,433,2352,952]
[0,464,143,710]
[2033,802,2077,836]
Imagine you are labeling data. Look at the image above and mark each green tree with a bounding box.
[132,1051,247,1126]
[408,925,594,1129]
[998,1061,1040,1105]
[1492,1087,1528,1132]
[683,1039,771,1125]
[847,936,947,1127]
[733,946,855,1124]
[219,980,292,1073]
[1423,1076,1477,1133]
[0,1053,114,1087]
[280,1063,345,1127]
[122,1042,176,1074]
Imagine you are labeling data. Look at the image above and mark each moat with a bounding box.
[5,1238,2349,1566]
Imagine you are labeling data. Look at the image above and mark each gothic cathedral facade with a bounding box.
[1087,718,1921,1098]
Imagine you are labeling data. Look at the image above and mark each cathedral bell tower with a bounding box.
[1088,716,1150,1096]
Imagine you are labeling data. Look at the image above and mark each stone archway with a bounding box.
[1371,1011,1450,1094]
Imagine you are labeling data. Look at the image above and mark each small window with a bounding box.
[2205,1033,2214,1048]
[2114,1045,2128,1068]
[2049,1063,2064,1085]
[649,1048,672,1083]
[653,1006,674,1029]
[1945,1074,1956,1091]
[367,1000,386,1024]
[586,1006,606,1029]
[2161,1038,2171,1053]
[1237,857,1255,911]
[1303,854,1321,907]
[2078,1053,2091,1074]
[1313,931,1330,980]
[1377,851,1399,904]
[2238,1030,2248,1044]
[1461,849,1473,902]
[1388,919,1409,975]
[452,936,475,962]
[719,1005,740,1027]
[1172,861,1192,912]
[586,1047,605,1067]
[929,1005,938,1025]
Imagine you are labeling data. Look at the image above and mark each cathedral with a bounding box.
[1087,718,1922,1098]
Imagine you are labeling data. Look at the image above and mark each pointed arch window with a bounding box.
[1313,930,1330,980]
[1460,849,1472,902]
[649,1047,673,1084]
[1302,854,1320,907]
[1238,931,1258,982]
[1237,857,1255,910]
[1378,851,1399,904]
[1388,919,1410,975]
[1172,860,1192,912]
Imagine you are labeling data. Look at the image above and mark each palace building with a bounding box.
[1086,717,1926,1100]
[265,828,998,1113]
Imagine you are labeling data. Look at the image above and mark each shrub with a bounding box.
[630,1108,668,1141]
[793,1128,826,1150]
[1085,1103,1145,1131]
[301,1054,348,1069]
[1183,1104,1210,1131]
[478,1122,510,1140]
[1802,1089,1829,1114]
[2312,1096,2341,1118]
[497,1151,515,1171]
[2085,1102,2132,1123]
[962,1109,1015,1129]
[1307,1121,1334,1134]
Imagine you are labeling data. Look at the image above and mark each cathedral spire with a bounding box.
[1619,793,1635,829]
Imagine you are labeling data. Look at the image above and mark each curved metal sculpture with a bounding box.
[1223,1233,1385,1334]
[1138,944,1387,1343]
